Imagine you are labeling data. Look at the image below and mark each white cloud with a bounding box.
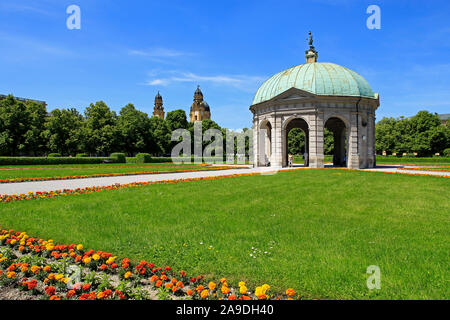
[129,48,191,58]
[144,71,266,91]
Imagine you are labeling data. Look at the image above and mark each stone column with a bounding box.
[281,127,287,167]
[308,111,324,168]
[348,112,360,169]
[367,112,376,168]
[252,118,259,167]
[270,115,283,167]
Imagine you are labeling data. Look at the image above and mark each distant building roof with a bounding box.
[438,113,450,121]
[0,94,47,106]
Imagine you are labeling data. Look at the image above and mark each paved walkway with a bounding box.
[0,165,447,195]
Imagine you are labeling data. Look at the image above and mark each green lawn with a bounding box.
[0,163,228,180]
[0,169,448,299]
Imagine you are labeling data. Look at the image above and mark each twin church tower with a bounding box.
[152,86,211,122]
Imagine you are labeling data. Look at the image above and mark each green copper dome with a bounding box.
[252,62,376,105]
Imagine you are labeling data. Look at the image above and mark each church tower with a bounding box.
[152,91,165,119]
[189,86,211,122]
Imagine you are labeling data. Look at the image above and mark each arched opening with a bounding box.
[284,118,309,167]
[324,117,348,167]
[259,120,272,166]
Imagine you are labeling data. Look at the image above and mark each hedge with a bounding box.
[135,153,152,163]
[110,153,126,163]
[0,157,117,165]
[48,153,62,157]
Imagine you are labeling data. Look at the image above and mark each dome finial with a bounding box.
[305,31,318,63]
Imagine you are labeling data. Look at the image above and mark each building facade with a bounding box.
[152,91,165,119]
[250,33,380,169]
[189,86,211,122]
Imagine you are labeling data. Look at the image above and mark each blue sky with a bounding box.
[0,0,449,129]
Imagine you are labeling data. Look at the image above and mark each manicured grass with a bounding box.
[0,163,228,180]
[0,170,448,299]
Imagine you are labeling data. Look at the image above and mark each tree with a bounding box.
[117,104,151,156]
[165,109,189,131]
[0,95,30,156]
[82,101,120,156]
[149,116,171,156]
[24,101,48,155]
[43,108,83,155]
[287,128,305,155]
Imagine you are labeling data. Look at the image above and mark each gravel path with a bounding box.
[0,165,447,195]
[0,166,279,195]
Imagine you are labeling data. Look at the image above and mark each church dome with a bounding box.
[252,62,376,105]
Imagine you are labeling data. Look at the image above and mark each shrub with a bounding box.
[110,153,126,163]
[0,157,114,165]
[444,148,450,157]
[76,153,88,157]
[48,153,62,157]
[135,153,152,163]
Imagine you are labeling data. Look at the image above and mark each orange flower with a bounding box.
[165,282,173,289]
[187,289,194,296]
[208,281,216,290]
[150,275,159,282]
[45,286,56,296]
[66,290,76,298]
[82,283,91,291]
[155,280,163,287]
[200,289,209,299]
[285,288,296,297]
[221,285,230,294]
[228,294,236,300]
[196,285,204,293]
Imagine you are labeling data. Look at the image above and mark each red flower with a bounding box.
[82,283,91,291]
[66,290,76,298]
[45,286,56,296]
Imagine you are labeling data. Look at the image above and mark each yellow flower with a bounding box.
[76,244,83,251]
[238,281,246,287]
[255,286,263,297]
[221,285,230,294]
[208,282,216,290]
[124,271,132,279]
[240,285,248,294]
[92,254,100,261]
[55,274,64,281]
[10,239,17,245]
[83,257,92,264]
[106,256,116,265]
[200,289,209,299]
[262,284,270,292]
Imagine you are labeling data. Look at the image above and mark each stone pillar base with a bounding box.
[309,155,324,168]
[348,155,361,169]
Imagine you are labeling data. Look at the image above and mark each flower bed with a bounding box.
[0,166,243,184]
[0,228,298,300]
[398,166,450,172]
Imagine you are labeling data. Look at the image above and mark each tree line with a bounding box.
[1,95,448,157]
[375,111,449,156]
[0,95,230,157]
[287,111,449,157]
